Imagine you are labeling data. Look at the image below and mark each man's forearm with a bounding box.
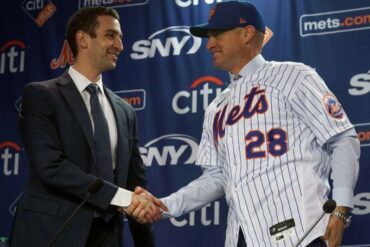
[161,166,225,217]
[328,128,360,208]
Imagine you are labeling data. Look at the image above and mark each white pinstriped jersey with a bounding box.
[196,54,354,247]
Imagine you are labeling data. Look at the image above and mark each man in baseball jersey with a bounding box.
[131,1,360,247]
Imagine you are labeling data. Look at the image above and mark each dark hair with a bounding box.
[66,7,119,57]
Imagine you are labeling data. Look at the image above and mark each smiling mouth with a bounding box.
[108,52,118,61]
[212,51,222,58]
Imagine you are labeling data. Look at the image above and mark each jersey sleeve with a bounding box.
[196,102,226,167]
[160,166,225,217]
[288,68,353,146]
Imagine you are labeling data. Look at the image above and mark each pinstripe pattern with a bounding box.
[196,55,353,247]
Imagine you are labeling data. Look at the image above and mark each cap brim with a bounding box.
[190,23,237,37]
[190,24,210,37]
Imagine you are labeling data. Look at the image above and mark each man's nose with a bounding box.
[115,38,124,52]
[206,37,215,51]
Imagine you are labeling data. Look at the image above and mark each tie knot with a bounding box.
[86,84,99,95]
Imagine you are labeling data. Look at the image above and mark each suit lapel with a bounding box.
[105,88,128,135]
[57,72,95,159]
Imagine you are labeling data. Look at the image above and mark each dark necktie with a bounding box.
[86,84,114,183]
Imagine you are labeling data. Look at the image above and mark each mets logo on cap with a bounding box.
[323,94,344,120]
[208,6,216,21]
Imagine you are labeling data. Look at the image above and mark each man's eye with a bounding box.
[208,30,224,37]
[215,30,225,36]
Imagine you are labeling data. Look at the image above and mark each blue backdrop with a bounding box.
[1,0,369,246]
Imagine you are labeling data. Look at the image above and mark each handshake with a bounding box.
[120,187,169,224]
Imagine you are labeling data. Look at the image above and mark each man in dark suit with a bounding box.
[10,7,166,247]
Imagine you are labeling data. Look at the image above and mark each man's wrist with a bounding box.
[110,188,132,207]
[332,210,351,228]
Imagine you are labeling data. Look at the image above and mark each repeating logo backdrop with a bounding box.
[1,1,369,246]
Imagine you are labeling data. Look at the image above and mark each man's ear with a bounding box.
[242,25,256,44]
[76,30,88,50]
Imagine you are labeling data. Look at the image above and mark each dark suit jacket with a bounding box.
[10,72,154,247]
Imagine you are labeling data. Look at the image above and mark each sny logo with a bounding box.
[131,26,202,59]
[140,134,198,166]
[21,0,56,27]
[0,40,26,75]
[0,141,22,176]
[172,76,225,114]
[353,192,370,215]
[348,70,370,96]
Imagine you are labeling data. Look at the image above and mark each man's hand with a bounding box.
[122,193,153,224]
[121,187,169,224]
[323,206,348,247]
[134,186,169,223]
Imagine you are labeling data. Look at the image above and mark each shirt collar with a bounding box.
[68,66,105,96]
[229,54,266,82]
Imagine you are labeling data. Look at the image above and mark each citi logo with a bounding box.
[172,76,224,114]
[50,40,74,70]
[0,141,21,176]
[79,0,148,9]
[175,0,222,8]
[22,0,44,11]
[130,26,202,59]
[171,201,221,227]
[348,70,370,96]
[21,0,56,27]
[140,134,198,166]
[0,40,26,75]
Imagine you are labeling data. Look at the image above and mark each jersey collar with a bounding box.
[229,54,266,82]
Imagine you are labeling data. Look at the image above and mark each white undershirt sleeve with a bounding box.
[110,188,133,208]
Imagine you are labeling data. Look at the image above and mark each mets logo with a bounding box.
[208,7,216,21]
[213,86,269,148]
[50,40,74,69]
[323,94,344,120]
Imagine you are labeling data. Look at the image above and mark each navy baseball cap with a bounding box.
[190,1,265,37]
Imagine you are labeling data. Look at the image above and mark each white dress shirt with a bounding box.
[68,66,132,207]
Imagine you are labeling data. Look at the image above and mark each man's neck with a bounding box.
[229,52,260,75]
[71,61,101,83]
